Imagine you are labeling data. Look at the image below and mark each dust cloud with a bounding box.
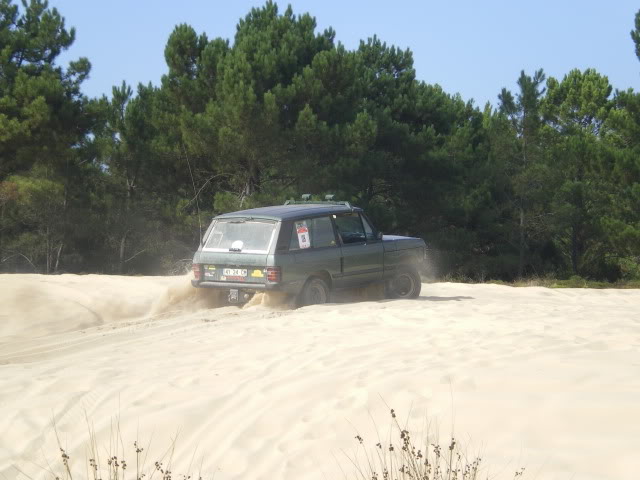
[0,273,391,342]
[0,274,174,340]
[151,276,297,312]
[148,274,227,316]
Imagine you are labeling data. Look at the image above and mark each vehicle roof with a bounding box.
[214,203,362,221]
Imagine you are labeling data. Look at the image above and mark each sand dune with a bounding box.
[0,274,639,479]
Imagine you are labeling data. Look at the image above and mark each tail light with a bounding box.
[192,263,202,281]
[265,266,281,283]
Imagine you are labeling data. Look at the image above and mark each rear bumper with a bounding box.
[192,280,282,291]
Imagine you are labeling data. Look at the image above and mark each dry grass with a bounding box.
[439,273,640,289]
[15,413,205,480]
[42,435,196,480]
[489,275,640,289]
[21,408,529,480]
[344,408,526,480]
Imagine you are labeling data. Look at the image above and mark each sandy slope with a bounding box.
[0,274,639,480]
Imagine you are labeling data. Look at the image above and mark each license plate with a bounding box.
[223,268,247,276]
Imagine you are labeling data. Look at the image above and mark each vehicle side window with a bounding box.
[311,216,338,247]
[276,221,293,251]
[201,220,216,245]
[334,213,366,244]
[360,214,376,242]
[289,216,337,250]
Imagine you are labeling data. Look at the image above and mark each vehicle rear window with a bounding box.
[290,216,337,250]
[203,219,276,253]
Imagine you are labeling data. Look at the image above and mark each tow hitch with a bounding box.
[228,289,239,303]
[228,289,252,304]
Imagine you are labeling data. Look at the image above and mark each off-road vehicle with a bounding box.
[191,197,427,305]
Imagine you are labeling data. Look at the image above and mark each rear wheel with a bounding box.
[299,277,330,306]
[386,267,421,299]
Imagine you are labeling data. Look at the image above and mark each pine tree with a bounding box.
[0,0,94,272]
[497,69,548,277]
[543,69,613,276]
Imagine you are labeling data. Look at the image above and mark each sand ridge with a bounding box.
[0,274,639,479]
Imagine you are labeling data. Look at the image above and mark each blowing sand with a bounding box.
[0,274,639,479]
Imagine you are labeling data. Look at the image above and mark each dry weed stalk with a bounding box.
[37,414,204,480]
[346,408,526,480]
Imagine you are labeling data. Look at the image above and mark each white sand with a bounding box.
[0,274,639,479]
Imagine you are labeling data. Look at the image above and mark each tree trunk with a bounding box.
[118,232,127,274]
[45,226,50,274]
[518,129,528,278]
[57,181,68,275]
[118,179,132,274]
[54,242,63,273]
[571,225,579,275]
[239,164,259,208]
[0,201,4,261]
[518,206,525,278]
[364,180,375,206]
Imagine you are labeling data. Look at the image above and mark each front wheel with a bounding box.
[299,277,330,306]
[385,268,421,299]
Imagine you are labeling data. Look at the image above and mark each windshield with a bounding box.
[203,219,276,253]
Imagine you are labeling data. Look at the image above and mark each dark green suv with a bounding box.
[191,200,427,305]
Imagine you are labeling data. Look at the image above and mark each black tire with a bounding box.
[299,277,330,306]
[385,267,421,299]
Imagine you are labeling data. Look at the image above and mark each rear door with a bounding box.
[333,212,384,287]
[198,218,276,285]
[287,216,342,287]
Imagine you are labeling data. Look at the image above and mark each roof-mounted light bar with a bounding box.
[283,194,353,210]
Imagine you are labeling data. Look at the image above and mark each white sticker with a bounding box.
[296,221,311,249]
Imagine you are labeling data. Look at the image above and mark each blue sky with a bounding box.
[51,0,639,107]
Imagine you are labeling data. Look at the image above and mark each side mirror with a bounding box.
[377,231,383,240]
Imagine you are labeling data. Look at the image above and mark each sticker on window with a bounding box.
[295,221,311,249]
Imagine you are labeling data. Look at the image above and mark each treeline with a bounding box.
[1,0,639,280]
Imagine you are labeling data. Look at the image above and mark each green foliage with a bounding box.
[0,0,91,178]
[599,88,640,277]
[543,69,615,277]
[1,172,64,272]
[632,9,640,62]
[493,69,553,278]
[1,1,639,281]
[0,0,98,273]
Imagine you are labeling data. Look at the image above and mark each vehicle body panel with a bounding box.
[335,242,384,287]
[289,247,342,291]
[381,234,426,278]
